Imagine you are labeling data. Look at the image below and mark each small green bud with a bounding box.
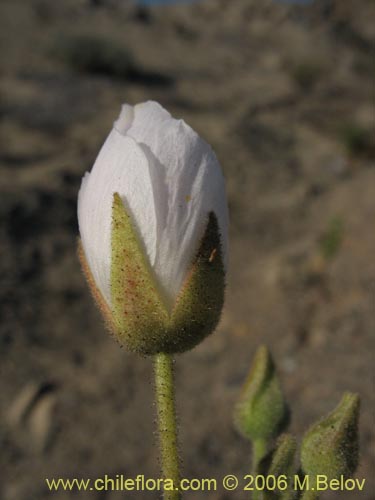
[234,345,287,442]
[301,392,360,482]
[266,434,296,499]
[269,434,296,476]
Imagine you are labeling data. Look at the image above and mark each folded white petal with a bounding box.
[120,101,228,304]
[78,130,157,306]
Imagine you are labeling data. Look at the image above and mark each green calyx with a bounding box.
[234,345,287,442]
[110,193,225,355]
[301,392,360,482]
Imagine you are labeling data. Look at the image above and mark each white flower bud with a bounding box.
[78,101,228,354]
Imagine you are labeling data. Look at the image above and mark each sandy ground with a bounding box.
[0,0,374,499]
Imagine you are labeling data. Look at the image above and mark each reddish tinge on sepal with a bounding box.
[78,241,116,334]
[108,193,225,355]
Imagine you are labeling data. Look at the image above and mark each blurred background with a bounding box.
[0,0,374,499]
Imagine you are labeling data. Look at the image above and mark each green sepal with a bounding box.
[234,345,287,442]
[170,212,225,352]
[301,392,360,482]
[111,193,169,354]
[110,193,225,355]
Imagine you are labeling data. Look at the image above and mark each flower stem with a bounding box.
[252,439,267,472]
[154,353,181,500]
[252,439,267,500]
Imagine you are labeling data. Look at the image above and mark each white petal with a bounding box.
[78,129,158,307]
[113,104,134,135]
[124,101,229,303]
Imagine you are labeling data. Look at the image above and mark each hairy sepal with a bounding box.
[111,193,225,355]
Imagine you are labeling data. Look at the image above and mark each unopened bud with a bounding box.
[269,434,296,476]
[234,345,287,441]
[301,392,360,481]
[266,434,296,499]
[78,101,228,355]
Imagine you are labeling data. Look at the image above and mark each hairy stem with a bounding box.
[154,353,181,500]
[252,439,267,500]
